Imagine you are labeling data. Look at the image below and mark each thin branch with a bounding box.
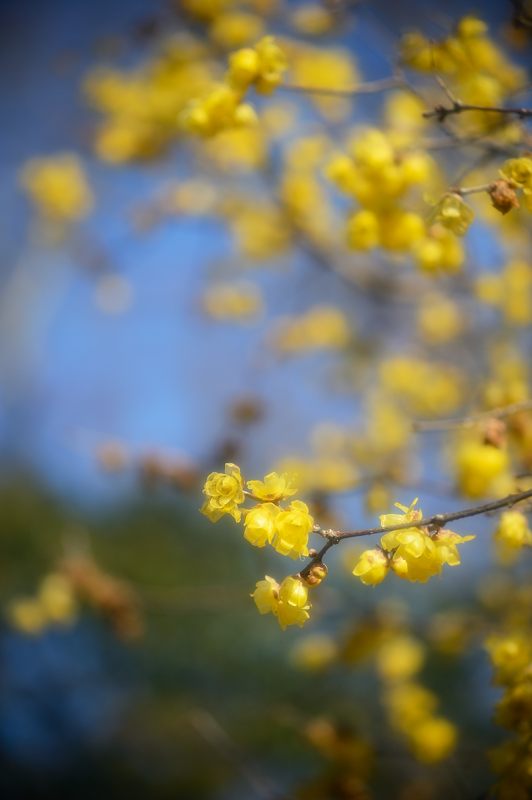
[424,101,532,122]
[452,182,494,197]
[279,74,404,98]
[413,399,532,432]
[300,488,532,577]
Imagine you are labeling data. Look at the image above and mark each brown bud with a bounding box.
[482,417,507,449]
[229,396,264,425]
[488,180,520,215]
[96,441,129,472]
[303,562,328,586]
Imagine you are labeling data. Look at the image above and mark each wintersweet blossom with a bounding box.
[272,500,314,558]
[247,471,297,502]
[201,463,245,522]
[252,575,311,629]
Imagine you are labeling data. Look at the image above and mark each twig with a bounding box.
[424,101,532,122]
[300,488,532,577]
[413,399,532,432]
[451,182,494,197]
[279,74,404,98]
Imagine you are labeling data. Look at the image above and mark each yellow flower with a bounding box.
[243,502,280,547]
[202,282,263,322]
[38,573,77,625]
[495,511,532,549]
[408,717,457,763]
[346,209,379,250]
[273,500,314,558]
[485,634,531,685]
[271,306,351,354]
[433,529,475,567]
[377,635,425,682]
[252,575,311,629]
[455,441,509,498]
[201,463,245,522]
[247,471,297,502]
[210,12,264,50]
[276,576,311,629]
[252,575,279,614]
[352,548,389,586]
[433,193,475,236]
[380,497,422,528]
[500,157,532,189]
[253,36,288,94]
[384,529,443,583]
[290,634,337,670]
[20,153,93,223]
[7,598,47,635]
[181,84,256,137]
[227,47,261,90]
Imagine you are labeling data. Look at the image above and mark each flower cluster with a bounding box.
[202,464,313,557]
[7,573,77,635]
[270,305,351,355]
[401,15,524,134]
[353,499,475,585]
[181,36,286,135]
[378,633,458,763]
[326,128,435,253]
[485,632,532,799]
[252,574,311,629]
[201,464,318,628]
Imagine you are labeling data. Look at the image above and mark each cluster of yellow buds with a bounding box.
[401,16,524,134]
[7,573,77,635]
[181,36,287,136]
[485,632,532,799]
[20,153,93,224]
[378,633,458,763]
[384,680,458,763]
[326,128,435,255]
[352,499,475,585]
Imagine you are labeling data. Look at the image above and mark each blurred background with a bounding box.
[0,1,531,798]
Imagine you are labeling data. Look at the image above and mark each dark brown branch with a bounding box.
[424,101,532,122]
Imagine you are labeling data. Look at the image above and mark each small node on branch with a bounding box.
[482,418,507,449]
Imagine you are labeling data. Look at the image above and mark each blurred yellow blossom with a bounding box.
[202,282,263,322]
[271,306,351,354]
[20,153,93,223]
